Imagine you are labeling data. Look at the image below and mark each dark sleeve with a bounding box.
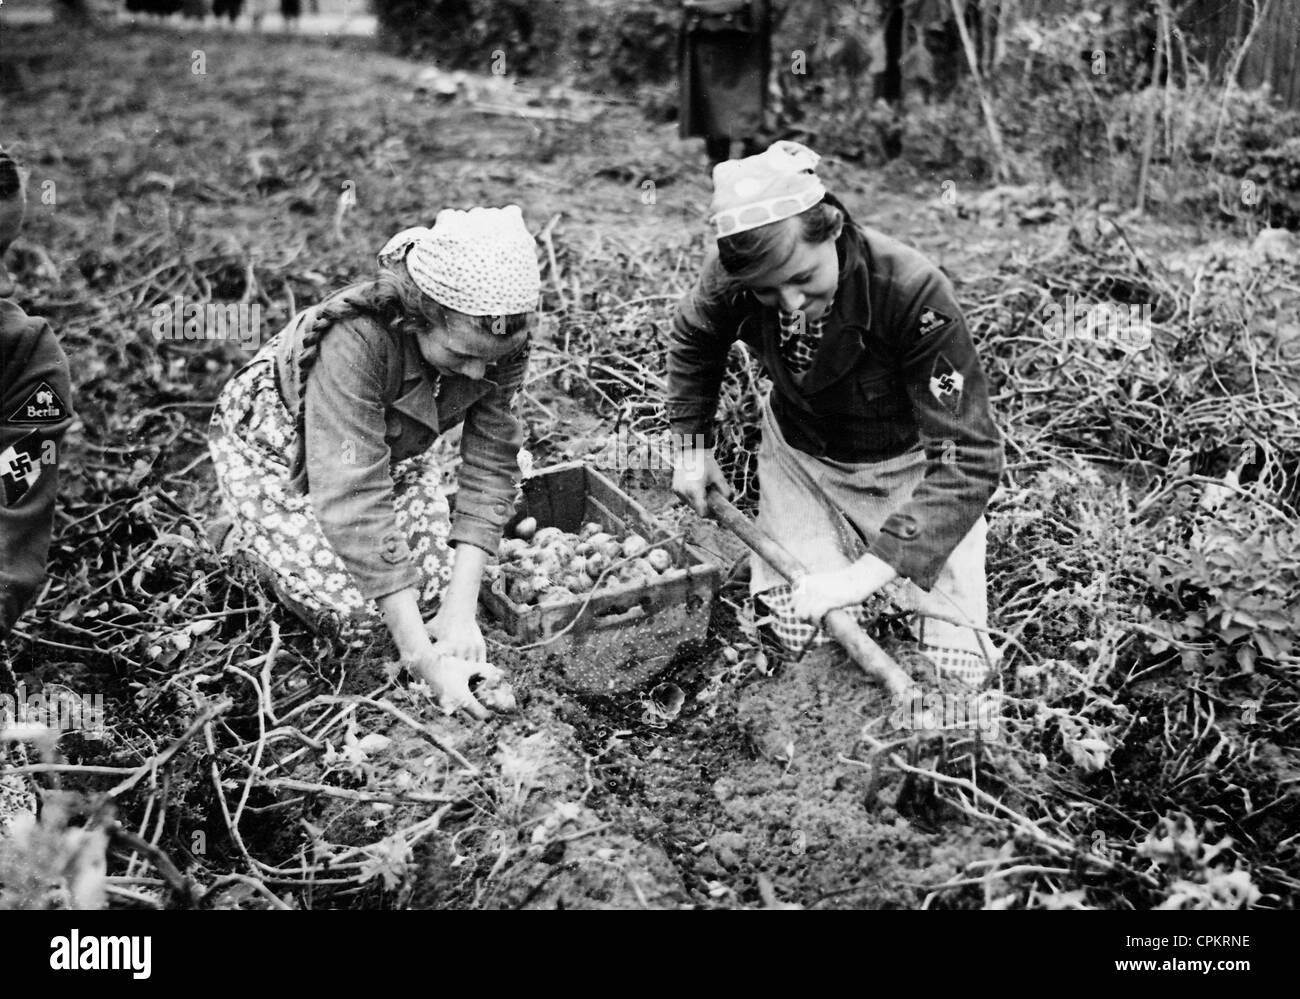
[869,271,1005,591]
[0,316,74,639]
[303,322,420,603]
[449,338,530,555]
[666,252,744,449]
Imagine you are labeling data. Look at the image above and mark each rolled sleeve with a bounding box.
[303,323,419,602]
[449,339,530,554]
[870,274,1005,590]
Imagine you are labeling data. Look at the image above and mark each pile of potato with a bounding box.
[488,517,678,607]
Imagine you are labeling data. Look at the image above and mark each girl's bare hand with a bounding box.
[424,603,487,663]
[405,646,506,720]
[790,555,900,622]
[672,447,731,517]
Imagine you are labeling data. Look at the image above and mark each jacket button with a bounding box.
[904,524,919,538]
[380,534,409,564]
[494,502,507,515]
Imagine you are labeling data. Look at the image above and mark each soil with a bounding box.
[393,607,994,910]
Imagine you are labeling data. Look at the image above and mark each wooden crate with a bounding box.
[480,462,721,691]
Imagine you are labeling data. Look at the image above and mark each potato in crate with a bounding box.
[480,462,721,692]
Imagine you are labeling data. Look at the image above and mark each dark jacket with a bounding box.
[1,299,73,639]
[679,0,771,141]
[272,306,528,602]
[667,220,1005,591]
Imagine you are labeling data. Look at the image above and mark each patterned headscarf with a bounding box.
[377,205,540,321]
[708,141,827,240]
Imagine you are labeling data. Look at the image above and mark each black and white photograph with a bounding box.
[0,0,1296,940]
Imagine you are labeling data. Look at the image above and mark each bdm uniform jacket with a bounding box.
[272,308,528,602]
[667,215,1005,592]
[0,299,73,639]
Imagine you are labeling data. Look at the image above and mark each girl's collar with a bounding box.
[827,223,870,332]
[399,327,441,386]
[836,219,866,282]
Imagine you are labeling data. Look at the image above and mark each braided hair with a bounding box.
[286,284,383,490]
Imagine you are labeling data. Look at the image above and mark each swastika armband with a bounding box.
[928,353,965,414]
[1,431,44,506]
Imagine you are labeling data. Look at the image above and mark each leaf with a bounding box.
[358,834,411,891]
[1067,736,1112,773]
[1033,888,1091,910]
[1254,632,1280,660]
[155,532,195,552]
[1236,645,1257,672]
[323,738,367,771]
[355,733,393,756]
[1231,609,1259,628]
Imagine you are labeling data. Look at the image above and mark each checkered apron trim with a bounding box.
[754,583,869,651]
[208,337,455,644]
[916,644,990,687]
[753,585,991,687]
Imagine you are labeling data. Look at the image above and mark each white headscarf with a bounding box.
[378,205,540,320]
[709,141,827,240]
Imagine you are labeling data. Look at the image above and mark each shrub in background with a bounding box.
[372,0,677,92]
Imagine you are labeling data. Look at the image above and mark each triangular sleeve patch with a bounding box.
[8,382,68,424]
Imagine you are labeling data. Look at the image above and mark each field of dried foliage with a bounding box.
[1,22,1298,910]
